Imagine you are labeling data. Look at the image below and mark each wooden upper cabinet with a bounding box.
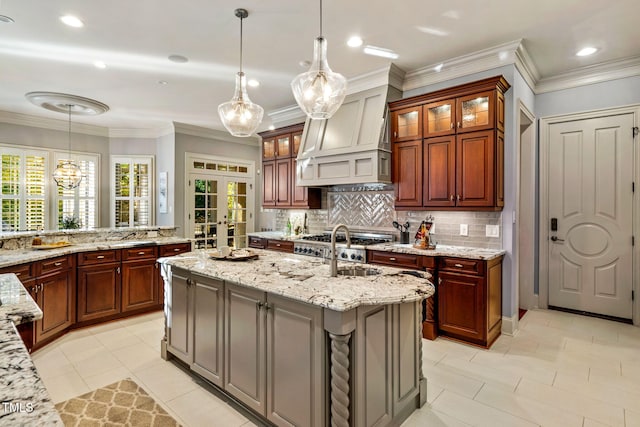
[262,138,277,160]
[389,75,510,211]
[456,91,494,133]
[393,140,423,207]
[260,124,320,209]
[424,100,455,138]
[456,130,494,207]
[423,136,456,207]
[292,131,303,156]
[391,106,422,142]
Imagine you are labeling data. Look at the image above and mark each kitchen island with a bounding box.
[159,249,434,427]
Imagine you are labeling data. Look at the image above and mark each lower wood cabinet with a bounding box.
[121,246,158,313]
[265,239,294,253]
[35,267,75,344]
[77,249,121,323]
[437,256,503,348]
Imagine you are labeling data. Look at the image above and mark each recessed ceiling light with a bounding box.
[434,63,444,72]
[268,125,275,131]
[576,47,597,57]
[60,15,84,28]
[0,15,15,24]
[416,27,448,37]
[93,61,106,69]
[168,54,189,63]
[248,79,260,87]
[363,45,399,59]
[347,36,363,47]
[158,80,168,85]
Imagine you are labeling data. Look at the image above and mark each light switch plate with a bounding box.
[486,225,499,237]
[459,224,468,236]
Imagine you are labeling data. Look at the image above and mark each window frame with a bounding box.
[110,155,155,228]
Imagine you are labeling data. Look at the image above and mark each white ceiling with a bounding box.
[0,0,638,133]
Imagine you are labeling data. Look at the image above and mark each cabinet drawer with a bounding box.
[0,263,35,281]
[77,250,121,266]
[158,243,192,257]
[266,239,294,253]
[248,236,265,249]
[121,246,158,261]
[39,255,73,276]
[367,250,422,270]
[438,257,484,275]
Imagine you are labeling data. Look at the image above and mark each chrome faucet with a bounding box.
[330,223,351,277]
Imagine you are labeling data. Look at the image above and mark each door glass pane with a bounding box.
[461,96,489,128]
[192,178,218,249]
[226,180,247,249]
[293,133,302,156]
[397,110,419,139]
[263,138,276,158]
[427,103,452,133]
[277,136,290,157]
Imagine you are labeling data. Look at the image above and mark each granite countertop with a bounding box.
[159,249,434,312]
[367,243,505,261]
[248,231,305,241]
[0,237,191,269]
[0,274,63,426]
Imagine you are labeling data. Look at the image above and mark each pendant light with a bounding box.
[52,105,83,190]
[218,8,264,137]
[291,0,347,120]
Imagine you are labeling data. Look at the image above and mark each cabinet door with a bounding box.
[391,106,422,142]
[167,269,193,364]
[291,158,308,207]
[424,99,455,137]
[423,136,456,207]
[157,244,192,305]
[456,130,495,207]
[438,272,485,345]
[275,158,292,206]
[266,295,324,427]
[225,283,266,415]
[456,91,494,133]
[192,275,224,387]
[122,259,157,312]
[276,134,291,158]
[35,270,75,343]
[262,160,276,206]
[77,263,121,322]
[263,137,277,160]
[393,140,423,207]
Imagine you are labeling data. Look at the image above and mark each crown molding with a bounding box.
[173,122,260,147]
[513,43,540,92]
[267,104,306,128]
[402,40,523,92]
[534,55,640,94]
[0,110,110,137]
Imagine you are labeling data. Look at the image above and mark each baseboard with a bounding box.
[501,313,519,336]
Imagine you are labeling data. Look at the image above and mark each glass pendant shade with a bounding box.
[291,36,347,120]
[218,71,264,137]
[53,160,83,190]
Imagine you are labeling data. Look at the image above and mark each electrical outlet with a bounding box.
[486,224,500,237]
[459,224,468,236]
[147,230,158,238]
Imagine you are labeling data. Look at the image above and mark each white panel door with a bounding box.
[548,113,634,319]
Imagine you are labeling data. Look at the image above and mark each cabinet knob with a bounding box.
[457,194,461,201]
[450,195,454,201]
[137,251,146,255]
[450,122,454,129]
[454,263,464,268]
[394,131,397,138]
[96,255,105,259]
[116,267,121,274]
[256,301,264,310]
[174,248,180,252]
[54,262,62,266]
[389,257,396,261]
[457,122,461,128]
[15,272,21,276]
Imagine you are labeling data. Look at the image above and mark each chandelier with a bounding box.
[52,105,83,190]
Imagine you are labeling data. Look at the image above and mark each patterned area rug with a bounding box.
[55,378,181,427]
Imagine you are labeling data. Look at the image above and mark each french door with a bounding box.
[188,174,253,250]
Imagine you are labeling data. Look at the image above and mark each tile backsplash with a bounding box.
[267,184,502,249]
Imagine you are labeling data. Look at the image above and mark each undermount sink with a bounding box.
[336,266,381,277]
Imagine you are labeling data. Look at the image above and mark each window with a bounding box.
[1,148,47,231]
[0,145,100,231]
[54,152,98,229]
[111,156,153,227]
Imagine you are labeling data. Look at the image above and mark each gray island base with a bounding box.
[158,249,434,427]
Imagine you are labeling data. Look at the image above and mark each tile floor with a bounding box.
[32,309,640,427]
